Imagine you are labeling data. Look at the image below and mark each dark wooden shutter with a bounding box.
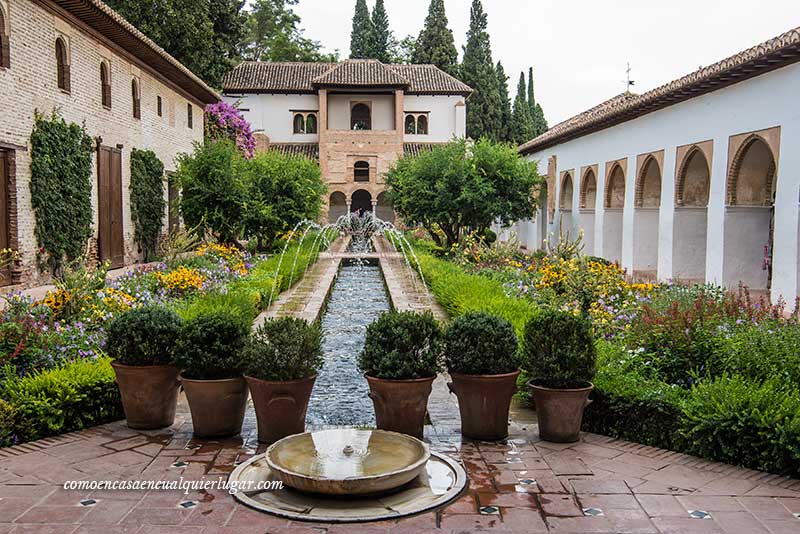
[1,33,10,69]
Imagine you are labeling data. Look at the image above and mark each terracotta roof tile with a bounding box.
[222,61,471,95]
[404,142,447,157]
[520,25,800,154]
[269,143,319,160]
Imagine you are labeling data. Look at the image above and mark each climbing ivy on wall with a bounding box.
[30,111,94,275]
[130,148,165,261]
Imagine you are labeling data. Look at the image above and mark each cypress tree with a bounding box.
[495,61,512,143]
[412,0,458,75]
[370,0,392,62]
[511,72,535,144]
[350,0,373,59]
[460,0,503,140]
[527,67,548,135]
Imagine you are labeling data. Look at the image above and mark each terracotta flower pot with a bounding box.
[529,381,594,443]
[181,375,248,438]
[365,374,435,440]
[448,370,520,440]
[245,374,316,444]
[111,361,180,430]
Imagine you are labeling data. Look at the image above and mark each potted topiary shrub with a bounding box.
[522,308,597,442]
[443,312,520,440]
[106,306,182,429]
[358,311,442,439]
[241,317,323,443]
[174,311,250,437]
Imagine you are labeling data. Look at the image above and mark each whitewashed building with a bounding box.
[514,26,800,305]
[221,59,470,222]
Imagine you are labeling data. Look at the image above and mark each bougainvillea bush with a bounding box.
[204,101,256,158]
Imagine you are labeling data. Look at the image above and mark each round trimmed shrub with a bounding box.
[242,317,324,381]
[522,308,596,389]
[442,312,519,375]
[105,306,182,366]
[359,311,442,380]
[174,311,249,380]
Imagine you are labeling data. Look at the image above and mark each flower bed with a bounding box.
[414,236,800,476]
[0,238,325,447]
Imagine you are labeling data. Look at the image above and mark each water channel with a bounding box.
[305,260,391,426]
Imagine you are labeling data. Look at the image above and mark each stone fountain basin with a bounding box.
[265,428,430,495]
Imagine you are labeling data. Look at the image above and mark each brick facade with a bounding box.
[0,0,210,288]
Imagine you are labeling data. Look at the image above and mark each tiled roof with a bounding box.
[404,143,447,157]
[269,143,319,160]
[519,25,800,154]
[222,60,471,95]
[54,0,219,104]
[312,59,409,88]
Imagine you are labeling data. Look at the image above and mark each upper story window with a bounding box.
[292,112,318,134]
[0,6,9,69]
[187,103,193,129]
[404,113,429,135]
[351,103,371,131]
[100,61,111,108]
[157,96,162,117]
[55,37,70,92]
[131,78,141,119]
[354,161,370,182]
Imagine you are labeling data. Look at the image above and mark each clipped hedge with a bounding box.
[130,148,165,261]
[1,357,122,445]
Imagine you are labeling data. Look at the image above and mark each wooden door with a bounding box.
[97,146,124,268]
[0,151,9,285]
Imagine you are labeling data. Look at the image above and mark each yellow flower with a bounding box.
[156,266,205,293]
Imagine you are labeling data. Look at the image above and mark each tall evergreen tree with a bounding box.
[412,0,458,75]
[511,72,535,144]
[350,0,373,58]
[460,0,503,141]
[369,0,392,62]
[495,61,512,143]
[527,67,548,136]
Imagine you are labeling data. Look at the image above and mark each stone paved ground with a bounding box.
[1,397,800,533]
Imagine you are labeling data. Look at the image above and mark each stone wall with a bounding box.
[0,0,206,287]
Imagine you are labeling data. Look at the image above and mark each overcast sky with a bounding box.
[289,0,800,125]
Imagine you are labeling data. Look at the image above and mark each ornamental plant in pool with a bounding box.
[242,317,324,443]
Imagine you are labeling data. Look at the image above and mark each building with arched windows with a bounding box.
[221,59,470,222]
[514,26,800,306]
[0,0,217,288]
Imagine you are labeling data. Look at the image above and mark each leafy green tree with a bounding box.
[130,149,166,261]
[350,0,374,58]
[106,0,245,87]
[369,0,392,62]
[528,67,549,136]
[495,61,512,143]
[241,0,337,62]
[392,35,417,63]
[460,0,503,141]
[412,0,458,75]
[385,138,542,248]
[176,140,248,245]
[511,72,535,145]
[241,150,326,250]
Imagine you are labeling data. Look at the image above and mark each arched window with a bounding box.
[417,115,428,135]
[351,103,371,130]
[727,136,776,206]
[635,156,661,208]
[187,103,193,129]
[0,6,10,69]
[131,79,141,119]
[100,62,111,108]
[55,37,70,92]
[605,164,626,209]
[560,173,574,210]
[404,115,416,134]
[293,113,305,134]
[354,161,370,182]
[676,147,710,207]
[581,169,597,209]
[305,114,317,134]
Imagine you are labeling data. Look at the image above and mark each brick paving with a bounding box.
[1,241,799,532]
